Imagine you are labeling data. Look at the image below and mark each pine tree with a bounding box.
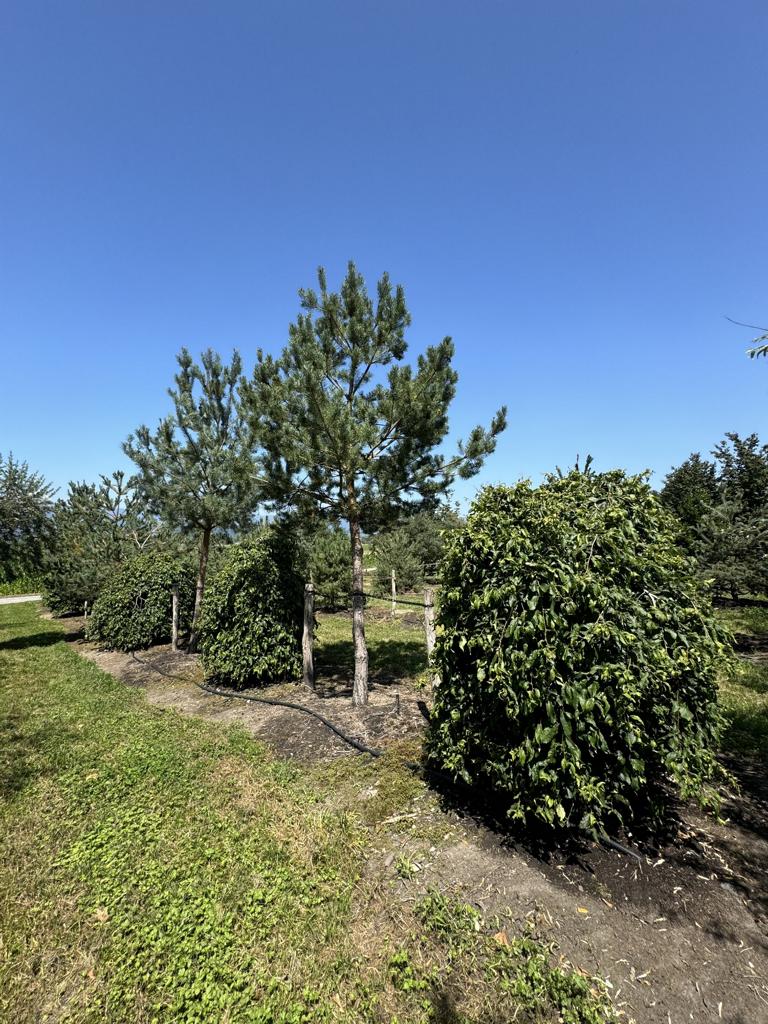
[43,471,156,613]
[242,262,506,704]
[712,432,768,517]
[0,453,55,583]
[659,453,719,545]
[124,349,258,649]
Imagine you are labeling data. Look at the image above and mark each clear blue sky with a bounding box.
[1,2,766,506]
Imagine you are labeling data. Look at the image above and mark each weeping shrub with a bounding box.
[427,471,732,835]
[198,529,304,688]
[87,552,195,651]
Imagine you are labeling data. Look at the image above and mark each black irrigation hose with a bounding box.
[129,651,644,864]
[130,651,387,759]
[197,680,386,759]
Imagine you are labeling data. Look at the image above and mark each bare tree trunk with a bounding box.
[189,524,212,653]
[350,518,369,705]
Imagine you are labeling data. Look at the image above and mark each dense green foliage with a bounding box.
[42,473,158,615]
[309,524,350,608]
[659,452,718,543]
[0,453,55,584]
[429,471,732,834]
[198,529,304,687]
[87,552,195,651]
[661,433,768,598]
[372,507,462,593]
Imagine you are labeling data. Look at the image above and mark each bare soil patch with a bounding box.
[60,616,768,1024]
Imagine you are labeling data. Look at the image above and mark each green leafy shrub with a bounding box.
[428,471,732,835]
[87,552,195,651]
[198,529,304,688]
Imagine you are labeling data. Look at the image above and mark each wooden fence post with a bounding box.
[391,568,397,618]
[171,587,179,652]
[83,600,88,620]
[424,587,439,688]
[303,583,315,689]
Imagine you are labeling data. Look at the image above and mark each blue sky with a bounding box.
[1,1,766,507]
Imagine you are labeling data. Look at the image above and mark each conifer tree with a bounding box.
[660,452,719,544]
[43,471,156,614]
[242,262,506,704]
[0,453,55,583]
[124,348,257,649]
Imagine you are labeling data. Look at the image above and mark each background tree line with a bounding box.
[660,431,768,599]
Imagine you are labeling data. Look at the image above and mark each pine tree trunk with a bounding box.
[350,517,369,705]
[188,524,212,653]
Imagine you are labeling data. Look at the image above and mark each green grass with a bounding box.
[716,603,768,760]
[0,602,616,1023]
[315,606,429,682]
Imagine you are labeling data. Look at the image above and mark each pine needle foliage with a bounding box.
[42,472,157,615]
[428,471,732,836]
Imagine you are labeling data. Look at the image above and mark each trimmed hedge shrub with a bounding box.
[198,530,303,688]
[87,553,196,651]
[428,471,732,835]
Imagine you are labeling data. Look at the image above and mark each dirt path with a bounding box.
[62,620,768,1024]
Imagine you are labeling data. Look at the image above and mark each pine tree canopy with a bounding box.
[124,348,256,536]
[242,262,507,530]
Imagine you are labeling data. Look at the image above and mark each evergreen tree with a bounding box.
[124,348,258,649]
[372,505,463,592]
[694,499,768,600]
[659,453,718,543]
[308,524,350,609]
[0,453,55,583]
[242,262,506,704]
[43,471,156,613]
[712,432,768,516]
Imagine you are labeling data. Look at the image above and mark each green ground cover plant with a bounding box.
[0,601,617,1023]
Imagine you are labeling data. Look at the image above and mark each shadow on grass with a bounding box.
[0,630,63,652]
[316,637,427,688]
[0,709,81,800]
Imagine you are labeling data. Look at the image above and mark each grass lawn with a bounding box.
[314,602,429,683]
[716,603,768,760]
[0,602,615,1024]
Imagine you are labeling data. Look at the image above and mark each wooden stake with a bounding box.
[83,600,88,620]
[303,583,315,689]
[171,587,179,652]
[391,568,397,618]
[424,587,439,688]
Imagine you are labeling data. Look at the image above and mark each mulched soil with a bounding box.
[58,615,768,1024]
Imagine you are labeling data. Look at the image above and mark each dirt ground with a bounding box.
[59,616,768,1024]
